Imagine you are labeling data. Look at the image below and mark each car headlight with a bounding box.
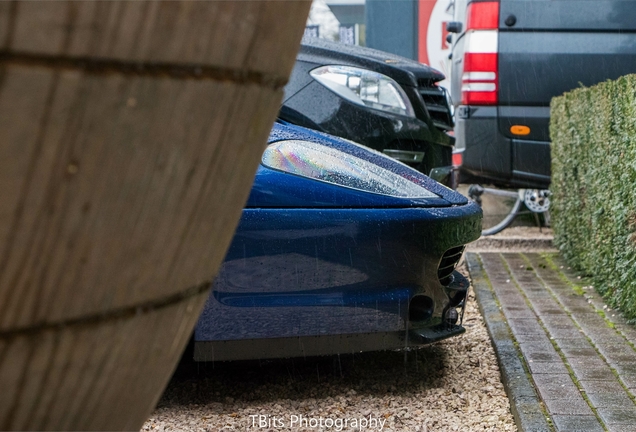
[262,140,437,198]
[310,65,416,118]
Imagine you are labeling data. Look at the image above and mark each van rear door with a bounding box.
[498,0,636,142]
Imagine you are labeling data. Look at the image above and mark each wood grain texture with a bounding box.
[0,1,309,77]
[0,1,311,429]
[0,291,208,430]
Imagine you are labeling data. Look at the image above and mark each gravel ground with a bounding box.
[141,263,516,432]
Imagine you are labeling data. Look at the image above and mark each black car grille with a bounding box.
[437,246,465,286]
[417,80,453,131]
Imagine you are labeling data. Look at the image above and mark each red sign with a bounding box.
[417,0,437,65]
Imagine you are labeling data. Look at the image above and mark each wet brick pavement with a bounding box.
[467,252,636,432]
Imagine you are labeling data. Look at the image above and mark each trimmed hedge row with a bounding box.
[550,75,636,322]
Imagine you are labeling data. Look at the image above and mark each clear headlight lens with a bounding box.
[310,65,416,118]
[262,140,437,198]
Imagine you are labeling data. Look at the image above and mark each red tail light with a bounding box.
[461,1,500,105]
[452,150,463,167]
[466,1,499,30]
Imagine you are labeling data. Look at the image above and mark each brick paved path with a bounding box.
[467,252,636,432]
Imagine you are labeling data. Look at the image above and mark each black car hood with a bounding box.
[297,38,445,87]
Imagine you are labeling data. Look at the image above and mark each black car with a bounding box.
[447,0,636,189]
[280,38,457,187]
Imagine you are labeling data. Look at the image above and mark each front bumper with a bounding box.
[455,106,551,189]
[193,204,481,360]
[194,271,470,361]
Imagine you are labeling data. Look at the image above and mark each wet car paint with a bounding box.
[249,123,466,208]
[193,122,482,361]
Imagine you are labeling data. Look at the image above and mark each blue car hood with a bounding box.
[246,122,469,209]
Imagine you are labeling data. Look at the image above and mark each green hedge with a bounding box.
[550,75,636,322]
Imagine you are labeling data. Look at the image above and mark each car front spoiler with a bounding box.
[409,324,466,344]
[194,323,467,361]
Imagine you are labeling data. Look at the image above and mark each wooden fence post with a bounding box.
[0,2,311,429]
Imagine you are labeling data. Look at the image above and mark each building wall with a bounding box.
[364,0,453,89]
[365,0,418,59]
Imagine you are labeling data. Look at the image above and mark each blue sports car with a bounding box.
[193,122,482,361]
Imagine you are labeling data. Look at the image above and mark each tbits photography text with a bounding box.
[249,414,389,431]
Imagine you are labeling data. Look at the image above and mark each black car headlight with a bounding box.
[310,65,416,118]
[262,140,437,198]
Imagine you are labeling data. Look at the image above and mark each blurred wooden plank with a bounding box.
[2,1,309,75]
[0,69,285,329]
[0,1,311,430]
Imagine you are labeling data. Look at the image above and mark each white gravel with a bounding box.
[142,267,516,432]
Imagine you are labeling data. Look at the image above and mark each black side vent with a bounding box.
[437,246,465,286]
[417,81,453,131]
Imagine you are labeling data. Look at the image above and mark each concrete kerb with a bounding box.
[466,253,553,432]
[467,236,557,253]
